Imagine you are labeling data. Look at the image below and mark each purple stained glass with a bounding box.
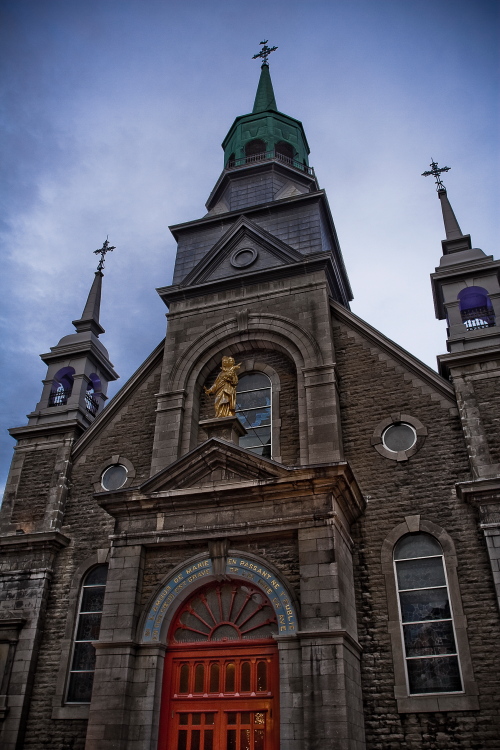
[399,588,450,623]
[403,621,457,657]
[396,557,445,590]
[407,655,462,694]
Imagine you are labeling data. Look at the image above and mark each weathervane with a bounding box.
[252,40,278,66]
[422,159,451,191]
[94,237,116,272]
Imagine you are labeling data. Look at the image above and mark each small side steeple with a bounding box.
[25,239,119,431]
[424,163,500,377]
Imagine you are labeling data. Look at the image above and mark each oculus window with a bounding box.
[394,533,462,695]
[67,565,108,703]
[382,423,417,453]
[101,464,128,491]
[235,373,271,458]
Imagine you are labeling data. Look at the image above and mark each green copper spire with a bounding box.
[221,50,310,170]
[252,63,277,113]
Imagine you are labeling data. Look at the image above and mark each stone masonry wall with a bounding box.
[20,365,162,749]
[198,348,300,465]
[473,377,500,466]
[332,320,500,749]
[11,449,58,527]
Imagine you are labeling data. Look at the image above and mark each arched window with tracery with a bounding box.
[236,373,271,458]
[159,581,279,750]
[394,533,462,695]
[66,564,108,703]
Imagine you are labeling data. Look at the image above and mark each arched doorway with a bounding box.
[158,580,279,750]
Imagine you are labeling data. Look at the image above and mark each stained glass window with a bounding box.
[66,564,108,703]
[236,373,271,458]
[394,533,462,694]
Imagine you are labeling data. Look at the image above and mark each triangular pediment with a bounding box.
[140,438,289,494]
[181,217,302,287]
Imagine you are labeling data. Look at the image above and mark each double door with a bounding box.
[172,706,270,750]
[159,644,278,750]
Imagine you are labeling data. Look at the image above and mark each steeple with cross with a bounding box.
[422,159,451,191]
[94,237,116,272]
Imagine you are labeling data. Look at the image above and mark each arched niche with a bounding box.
[49,366,75,407]
[457,286,495,329]
[274,141,295,161]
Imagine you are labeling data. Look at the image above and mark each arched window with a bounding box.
[49,366,75,407]
[274,141,294,162]
[245,139,267,162]
[394,533,462,695]
[458,286,495,330]
[236,373,271,458]
[66,564,108,703]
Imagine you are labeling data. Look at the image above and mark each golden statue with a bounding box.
[204,356,241,418]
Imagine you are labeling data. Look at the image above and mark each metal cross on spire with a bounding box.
[422,159,451,191]
[252,40,278,65]
[94,237,116,272]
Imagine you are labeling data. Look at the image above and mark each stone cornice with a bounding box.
[97,453,365,528]
[158,253,346,308]
[0,531,71,552]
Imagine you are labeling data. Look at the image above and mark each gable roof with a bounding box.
[71,339,165,461]
[330,300,455,404]
[140,437,289,493]
[180,215,303,287]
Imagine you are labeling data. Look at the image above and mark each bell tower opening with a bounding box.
[158,580,279,750]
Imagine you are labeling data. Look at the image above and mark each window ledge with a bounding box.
[51,704,90,720]
[395,685,479,713]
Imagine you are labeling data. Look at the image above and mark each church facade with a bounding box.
[1,60,499,750]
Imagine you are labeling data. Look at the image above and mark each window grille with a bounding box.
[394,533,462,694]
[66,564,108,703]
[235,373,272,458]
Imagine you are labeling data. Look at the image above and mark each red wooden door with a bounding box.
[158,582,279,750]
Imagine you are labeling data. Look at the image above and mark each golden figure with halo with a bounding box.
[204,356,241,418]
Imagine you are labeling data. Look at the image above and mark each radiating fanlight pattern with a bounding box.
[172,582,278,643]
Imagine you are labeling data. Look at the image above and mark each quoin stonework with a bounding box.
[1,55,499,750]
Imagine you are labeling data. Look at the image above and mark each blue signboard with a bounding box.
[142,556,297,643]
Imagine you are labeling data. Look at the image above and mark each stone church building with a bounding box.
[1,59,499,750]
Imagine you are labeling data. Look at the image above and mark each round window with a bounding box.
[382,423,417,453]
[101,464,128,491]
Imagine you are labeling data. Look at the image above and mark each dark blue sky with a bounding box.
[1,0,498,492]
